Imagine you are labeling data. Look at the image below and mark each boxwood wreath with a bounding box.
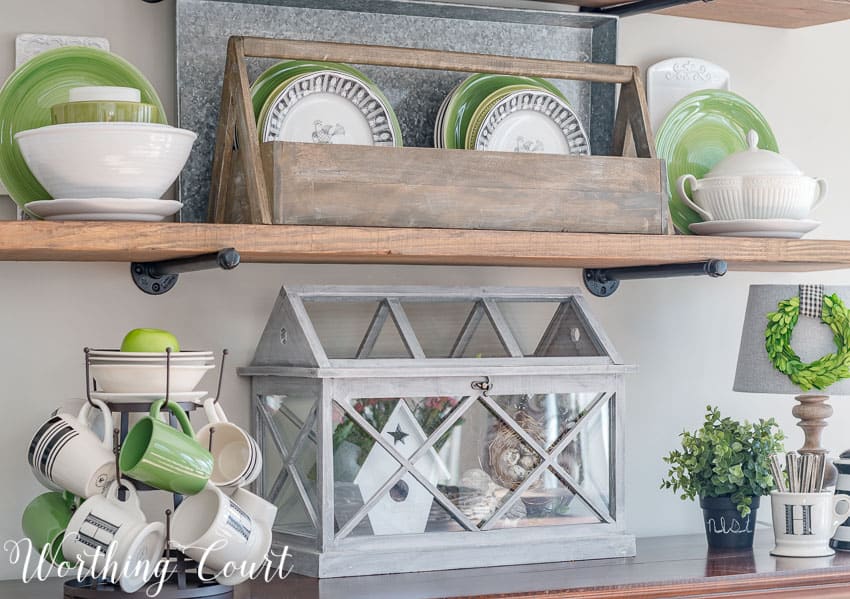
[765,293,850,391]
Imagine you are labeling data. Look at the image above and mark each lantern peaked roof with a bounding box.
[241,285,634,378]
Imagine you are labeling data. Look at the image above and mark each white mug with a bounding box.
[171,483,270,586]
[62,480,166,593]
[771,491,850,557]
[231,487,278,529]
[29,400,115,498]
[196,399,262,494]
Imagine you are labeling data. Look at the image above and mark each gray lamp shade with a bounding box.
[734,285,850,396]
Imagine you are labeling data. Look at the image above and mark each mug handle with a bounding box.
[676,174,713,221]
[149,399,195,438]
[812,178,828,211]
[203,397,228,425]
[831,494,850,534]
[105,479,143,515]
[77,399,114,452]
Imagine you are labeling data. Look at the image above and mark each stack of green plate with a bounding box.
[252,60,402,147]
[0,46,167,208]
[656,89,779,234]
[434,73,589,156]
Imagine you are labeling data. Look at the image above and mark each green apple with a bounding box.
[120,328,180,353]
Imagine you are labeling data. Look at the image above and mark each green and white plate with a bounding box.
[251,60,372,121]
[471,89,590,155]
[441,74,569,150]
[258,70,401,146]
[0,46,166,207]
[656,90,778,234]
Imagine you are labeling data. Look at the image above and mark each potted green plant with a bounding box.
[661,406,785,549]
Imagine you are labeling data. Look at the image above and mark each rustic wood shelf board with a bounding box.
[1,221,849,272]
[561,0,850,28]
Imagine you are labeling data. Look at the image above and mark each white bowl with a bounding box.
[15,123,196,199]
[677,174,827,222]
[90,363,213,393]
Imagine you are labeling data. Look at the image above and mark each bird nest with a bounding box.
[486,411,545,491]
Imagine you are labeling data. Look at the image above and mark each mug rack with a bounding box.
[62,349,233,599]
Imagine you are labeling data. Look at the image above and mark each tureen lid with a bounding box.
[707,130,801,177]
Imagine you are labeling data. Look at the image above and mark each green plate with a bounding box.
[0,46,166,207]
[656,90,778,234]
[255,62,402,145]
[442,74,569,150]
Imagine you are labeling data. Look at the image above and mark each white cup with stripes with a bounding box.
[171,483,270,586]
[196,398,262,495]
[62,479,166,593]
[28,399,116,498]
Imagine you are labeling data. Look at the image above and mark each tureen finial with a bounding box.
[747,130,759,151]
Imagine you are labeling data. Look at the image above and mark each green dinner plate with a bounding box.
[255,62,402,145]
[0,46,166,207]
[442,74,570,150]
[656,90,778,234]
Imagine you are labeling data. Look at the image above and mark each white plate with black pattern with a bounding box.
[472,90,590,156]
[259,70,398,147]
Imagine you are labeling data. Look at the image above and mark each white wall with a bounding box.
[1,0,849,580]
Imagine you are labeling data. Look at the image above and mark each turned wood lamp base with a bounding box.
[793,394,838,488]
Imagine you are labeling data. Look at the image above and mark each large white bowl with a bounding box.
[90,363,213,393]
[15,123,196,199]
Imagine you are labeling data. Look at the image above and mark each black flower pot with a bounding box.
[699,495,759,549]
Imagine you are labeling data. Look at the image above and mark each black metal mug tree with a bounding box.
[63,348,233,599]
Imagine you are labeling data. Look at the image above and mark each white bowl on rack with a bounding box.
[15,122,196,199]
[90,363,214,393]
[87,350,214,366]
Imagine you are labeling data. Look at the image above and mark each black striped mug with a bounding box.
[62,479,166,593]
[28,399,115,498]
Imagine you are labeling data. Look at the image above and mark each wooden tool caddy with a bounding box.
[209,36,669,235]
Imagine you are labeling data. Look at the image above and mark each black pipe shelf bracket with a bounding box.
[131,248,241,295]
[579,0,714,18]
[583,259,727,298]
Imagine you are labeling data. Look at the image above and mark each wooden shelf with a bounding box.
[2,221,850,272]
[561,0,850,28]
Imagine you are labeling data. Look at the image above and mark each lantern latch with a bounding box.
[131,248,240,295]
[471,377,492,396]
[583,259,727,298]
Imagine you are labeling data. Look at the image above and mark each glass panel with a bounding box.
[259,395,319,538]
[367,315,412,359]
[406,392,613,531]
[402,301,477,358]
[497,301,561,357]
[489,467,602,530]
[532,300,606,358]
[333,397,467,536]
[302,299,383,359]
[272,475,318,537]
[559,394,612,516]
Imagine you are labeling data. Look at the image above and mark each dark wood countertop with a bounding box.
[5,531,850,598]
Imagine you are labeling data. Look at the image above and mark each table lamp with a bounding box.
[735,284,850,488]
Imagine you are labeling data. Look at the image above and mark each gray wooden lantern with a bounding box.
[240,285,635,577]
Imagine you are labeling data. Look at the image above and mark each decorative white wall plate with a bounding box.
[647,57,730,137]
[353,401,451,536]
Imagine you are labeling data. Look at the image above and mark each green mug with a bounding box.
[119,400,213,495]
[21,491,77,565]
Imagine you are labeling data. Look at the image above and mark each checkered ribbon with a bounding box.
[799,284,824,318]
